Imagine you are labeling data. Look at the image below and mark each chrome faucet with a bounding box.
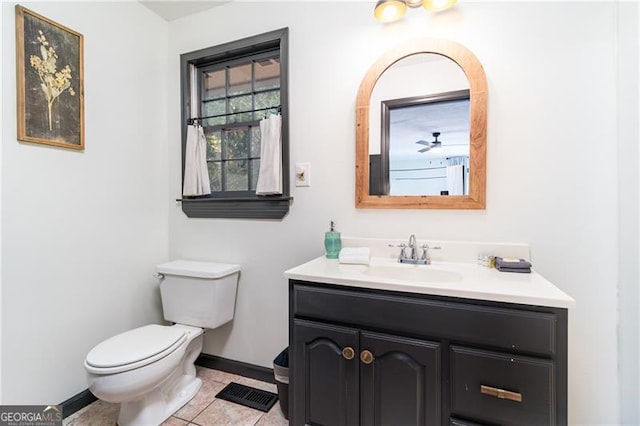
[390,234,441,265]
[408,234,419,261]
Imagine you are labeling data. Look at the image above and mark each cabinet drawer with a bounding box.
[293,283,557,356]
[450,345,555,426]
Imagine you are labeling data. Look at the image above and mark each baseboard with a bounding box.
[59,354,274,419]
[60,388,97,419]
[195,353,276,384]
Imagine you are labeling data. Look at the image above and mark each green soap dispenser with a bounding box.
[324,220,342,259]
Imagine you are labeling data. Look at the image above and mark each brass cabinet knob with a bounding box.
[342,347,355,360]
[360,350,375,364]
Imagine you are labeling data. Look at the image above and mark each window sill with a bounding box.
[178,196,292,219]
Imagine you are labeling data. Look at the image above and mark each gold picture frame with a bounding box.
[16,5,84,150]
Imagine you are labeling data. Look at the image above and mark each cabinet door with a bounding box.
[360,331,441,426]
[292,319,359,426]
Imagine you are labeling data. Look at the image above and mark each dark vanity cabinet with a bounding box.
[293,319,441,426]
[288,280,568,426]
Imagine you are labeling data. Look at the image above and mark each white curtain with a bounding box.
[182,124,211,197]
[256,114,283,195]
[446,164,464,195]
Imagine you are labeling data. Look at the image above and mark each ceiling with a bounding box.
[140,1,229,21]
[390,98,470,161]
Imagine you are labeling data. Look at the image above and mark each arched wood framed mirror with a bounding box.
[355,38,487,209]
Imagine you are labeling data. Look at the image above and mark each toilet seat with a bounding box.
[85,325,187,375]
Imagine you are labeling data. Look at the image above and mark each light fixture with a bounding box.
[422,0,457,12]
[405,0,423,7]
[374,0,457,23]
[374,0,407,23]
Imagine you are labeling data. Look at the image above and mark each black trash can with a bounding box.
[273,347,289,419]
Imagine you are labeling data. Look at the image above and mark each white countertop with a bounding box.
[284,256,575,309]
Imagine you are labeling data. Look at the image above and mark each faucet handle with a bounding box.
[420,244,441,260]
[389,243,408,259]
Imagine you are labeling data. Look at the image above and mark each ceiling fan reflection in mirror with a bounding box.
[416,132,442,153]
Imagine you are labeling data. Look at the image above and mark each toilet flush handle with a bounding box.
[154,273,165,280]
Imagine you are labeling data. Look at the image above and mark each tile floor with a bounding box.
[63,367,288,426]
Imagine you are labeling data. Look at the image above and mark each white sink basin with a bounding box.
[362,264,463,283]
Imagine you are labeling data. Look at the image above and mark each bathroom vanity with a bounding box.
[285,243,574,426]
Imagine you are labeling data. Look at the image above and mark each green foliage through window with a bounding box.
[198,52,280,195]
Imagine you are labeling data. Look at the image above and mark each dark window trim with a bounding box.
[179,28,291,219]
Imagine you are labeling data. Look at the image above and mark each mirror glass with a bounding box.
[355,39,487,209]
[369,54,470,196]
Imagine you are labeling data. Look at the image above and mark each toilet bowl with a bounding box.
[85,260,240,426]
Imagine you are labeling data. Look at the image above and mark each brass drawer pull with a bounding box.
[480,385,522,403]
[342,347,355,360]
[360,350,375,364]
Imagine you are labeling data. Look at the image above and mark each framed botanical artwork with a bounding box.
[15,6,84,150]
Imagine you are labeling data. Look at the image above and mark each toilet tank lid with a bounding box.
[156,260,241,279]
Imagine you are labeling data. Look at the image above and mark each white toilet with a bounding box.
[84,260,240,426]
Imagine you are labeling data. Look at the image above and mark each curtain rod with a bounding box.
[187,105,281,125]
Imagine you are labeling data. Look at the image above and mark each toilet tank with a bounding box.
[156,260,240,329]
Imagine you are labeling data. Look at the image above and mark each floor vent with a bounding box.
[215,382,278,412]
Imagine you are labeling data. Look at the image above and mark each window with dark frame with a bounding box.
[179,28,290,219]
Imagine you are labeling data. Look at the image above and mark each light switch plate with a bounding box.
[295,162,311,187]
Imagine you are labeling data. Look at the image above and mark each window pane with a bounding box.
[228,63,252,96]
[202,99,226,126]
[208,162,222,192]
[254,57,280,91]
[251,126,261,158]
[255,91,280,117]
[205,131,222,161]
[204,69,225,100]
[228,95,253,123]
[250,159,260,190]
[224,160,248,191]
[223,128,249,160]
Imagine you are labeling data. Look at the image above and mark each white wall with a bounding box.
[1,2,169,403]
[0,4,4,405]
[636,5,640,425]
[617,2,639,424]
[168,2,634,424]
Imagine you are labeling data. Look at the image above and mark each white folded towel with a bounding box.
[183,124,211,197]
[339,247,371,265]
[256,114,283,195]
